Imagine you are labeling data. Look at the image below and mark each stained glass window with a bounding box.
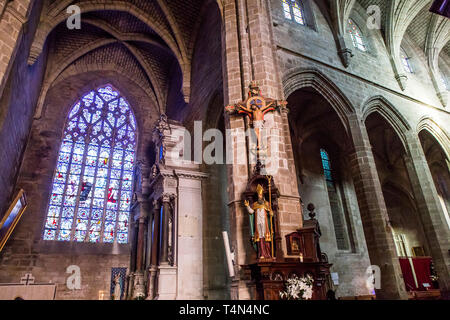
[282,0,305,25]
[320,149,333,183]
[401,49,413,73]
[43,85,137,244]
[347,19,366,52]
[440,72,448,90]
[320,148,350,250]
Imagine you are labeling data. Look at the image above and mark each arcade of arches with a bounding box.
[0,0,449,300]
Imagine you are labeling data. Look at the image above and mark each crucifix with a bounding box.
[226,81,287,163]
[20,273,35,285]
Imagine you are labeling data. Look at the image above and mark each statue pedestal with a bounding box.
[156,264,177,300]
[242,259,332,300]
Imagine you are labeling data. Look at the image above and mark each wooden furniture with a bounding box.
[408,289,441,300]
[243,259,332,300]
[338,295,376,300]
[242,202,332,300]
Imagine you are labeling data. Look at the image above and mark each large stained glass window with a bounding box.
[347,19,366,52]
[282,0,305,25]
[43,85,137,244]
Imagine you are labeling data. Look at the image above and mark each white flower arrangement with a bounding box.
[279,274,314,300]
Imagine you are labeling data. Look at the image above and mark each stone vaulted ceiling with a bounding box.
[29,0,215,118]
[332,0,450,103]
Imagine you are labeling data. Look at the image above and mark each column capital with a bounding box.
[138,216,147,224]
[174,169,208,180]
[162,192,176,203]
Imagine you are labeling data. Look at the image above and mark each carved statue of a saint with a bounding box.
[244,184,274,259]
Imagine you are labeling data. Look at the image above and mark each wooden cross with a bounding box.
[20,273,35,285]
[226,81,287,159]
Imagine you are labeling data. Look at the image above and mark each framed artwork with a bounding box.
[110,267,127,300]
[0,189,27,252]
[285,232,302,255]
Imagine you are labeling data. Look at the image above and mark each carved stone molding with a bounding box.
[395,73,408,91]
[338,47,353,68]
[174,169,209,180]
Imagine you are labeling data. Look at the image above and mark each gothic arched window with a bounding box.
[401,48,413,73]
[282,0,305,25]
[347,19,366,52]
[43,85,137,244]
[320,148,351,251]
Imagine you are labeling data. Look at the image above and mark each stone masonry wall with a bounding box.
[0,70,159,299]
[0,0,45,219]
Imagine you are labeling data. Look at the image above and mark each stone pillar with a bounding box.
[159,194,171,264]
[0,0,31,96]
[156,192,177,300]
[222,0,302,299]
[147,200,161,300]
[132,196,149,299]
[151,200,161,266]
[135,215,147,271]
[403,134,450,293]
[175,170,208,299]
[347,114,407,299]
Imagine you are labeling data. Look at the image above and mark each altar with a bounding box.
[243,259,332,300]
[242,202,332,300]
[229,83,332,300]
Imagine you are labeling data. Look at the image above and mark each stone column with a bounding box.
[136,215,147,271]
[159,194,171,264]
[147,200,160,299]
[222,0,251,300]
[156,193,177,300]
[0,0,31,96]
[151,200,161,266]
[347,114,407,299]
[132,196,149,299]
[175,170,208,299]
[222,0,302,299]
[403,134,450,293]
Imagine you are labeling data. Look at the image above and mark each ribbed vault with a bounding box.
[29,0,221,118]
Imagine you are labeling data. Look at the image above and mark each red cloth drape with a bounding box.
[412,257,433,291]
[430,0,450,18]
[399,258,417,291]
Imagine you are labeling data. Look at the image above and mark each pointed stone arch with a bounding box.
[361,95,411,152]
[417,116,450,161]
[282,67,355,134]
[27,1,183,67]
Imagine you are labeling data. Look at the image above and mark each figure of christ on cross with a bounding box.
[226,82,287,156]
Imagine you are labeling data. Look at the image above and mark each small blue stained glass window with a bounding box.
[320,148,333,183]
[43,85,137,244]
